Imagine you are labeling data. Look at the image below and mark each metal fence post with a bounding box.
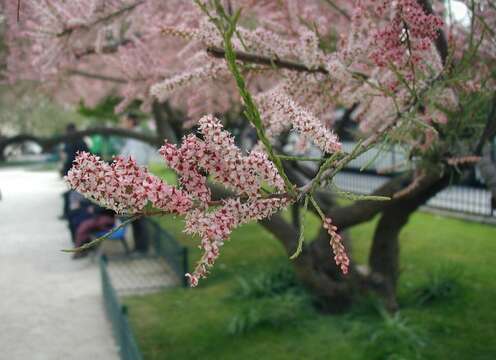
[182,247,189,288]
[391,144,396,170]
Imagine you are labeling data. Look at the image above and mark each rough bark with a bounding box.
[369,173,451,308]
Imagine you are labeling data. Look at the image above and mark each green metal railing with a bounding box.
[144,219,189,287]
[100,256,143,360]
[99,219,189,359]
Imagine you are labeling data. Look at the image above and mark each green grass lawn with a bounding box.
[125,167,496,359]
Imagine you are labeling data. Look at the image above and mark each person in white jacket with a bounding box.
[120,112,154,252]
[120,114,154,166]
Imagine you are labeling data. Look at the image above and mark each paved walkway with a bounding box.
[0,167,119,360]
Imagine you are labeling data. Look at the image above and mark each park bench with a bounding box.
[91,219,130,259]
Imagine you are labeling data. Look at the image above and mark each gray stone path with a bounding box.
[0,167,119,360]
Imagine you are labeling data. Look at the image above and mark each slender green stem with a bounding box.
[329,183,390,201]
[278,155,324,162]
[210,3,295,194]
[62,216,138,253]
[309,151,343,193]
[289,196,309,260]
[309,196,326,221]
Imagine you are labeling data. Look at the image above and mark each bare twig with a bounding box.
[74,38,133,59]
[56,1,145,37]
[0,127,161,154]
[67,68,128,83]
[17,0,21,22]
[323,0,351,21]
[207,46,369,80]
[62,216,138,252]
[207,46,328,74]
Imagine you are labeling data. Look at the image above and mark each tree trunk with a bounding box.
[368,207,404,312]
[260,215,355,313]
[367,173,451,310]
[151,101,179,144]
[260,172,452,313]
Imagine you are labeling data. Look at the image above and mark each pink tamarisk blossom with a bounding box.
[446,156,481,167]
[369,0,444,69]
[66,152,193,215]
[270,91,342,154]
[160,115,286,199]
[66,116,293,286]
[323,218,350,275]
[10,0,496,295]
[185,197,292,287]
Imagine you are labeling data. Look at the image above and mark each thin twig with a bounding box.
[17,0,21,22]
[207,46,328,74]
[207,46,369,80]
[67,68,128,83]
[278,155,324,162]
[62,216,138,253]
[323,0,351,21]
[56,0,145,37]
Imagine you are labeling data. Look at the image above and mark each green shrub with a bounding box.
[227,292,310,335]
[230,265,300,300]
[413,265,464,306]
[365,308,426,360]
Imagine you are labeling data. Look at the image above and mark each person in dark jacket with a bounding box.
[60,123,89,219]
[61,123,89,176]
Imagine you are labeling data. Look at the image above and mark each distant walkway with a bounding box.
[0,167,119,360]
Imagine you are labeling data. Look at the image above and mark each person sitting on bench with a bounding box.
[73,208,115,259]
[66,191,116,259]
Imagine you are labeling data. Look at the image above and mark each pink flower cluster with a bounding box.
[447,156,481,167]
[160,115,290,285]
[160,115,285,199]
[66,152,192,214]
[323,218,349,274]
[270,92,342,154]
[370,0,444,69]
[66,117,291,286]
[150,62,229,102]
[185,197,291,287]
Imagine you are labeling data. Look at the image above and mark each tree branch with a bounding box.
[17,0,21,22]
[207,46,329,75]
[56,1,145,38]
[0,127,161,156]
[67,68,128,84]
[325,171,453,231]
[151,100,180,144]
[323,0,351,21]
[475,92,496,155]
[74,38,134,59]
